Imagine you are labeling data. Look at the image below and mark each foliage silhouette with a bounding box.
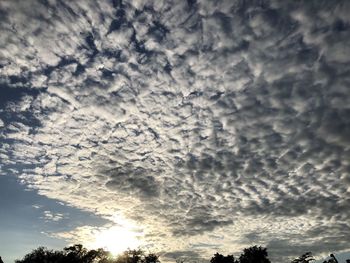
[330,254,339,263]
[210,252,237,263]
[13,244,350,263]
[15,247,65,263]
[63,244,110,263]
[239,246,270,263]
[115,249,159,263]
[291,252,315,263]
[15,245,114,263]
[323,254,339,263]
[143,253,160,263]
[15,245,160,263]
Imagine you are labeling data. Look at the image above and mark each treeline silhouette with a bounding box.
[4,244,349,263]
[13,245,157,263]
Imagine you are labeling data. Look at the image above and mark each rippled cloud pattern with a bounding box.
[0,0,349,261]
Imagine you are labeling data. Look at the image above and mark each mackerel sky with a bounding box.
[0,0,350,262]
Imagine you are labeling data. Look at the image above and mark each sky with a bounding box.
[0,0,349,262]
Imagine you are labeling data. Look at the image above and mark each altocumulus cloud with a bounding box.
[0,0,350,261]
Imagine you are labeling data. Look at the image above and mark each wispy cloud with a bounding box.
[41,210,66,222]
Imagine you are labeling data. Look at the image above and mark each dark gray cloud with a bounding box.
[104,166,161,198]
[1,0,350,261]
[162,250,207,263]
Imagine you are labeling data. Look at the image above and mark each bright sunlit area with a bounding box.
[91,225,144,256]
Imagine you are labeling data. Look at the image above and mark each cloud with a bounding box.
[1,0,350,261]
[32,204,42,209]
[41,210,66,222]
[162,250,205,263]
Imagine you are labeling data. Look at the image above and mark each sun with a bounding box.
[91,225,143,256]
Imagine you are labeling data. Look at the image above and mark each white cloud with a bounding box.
[41,210,66,222]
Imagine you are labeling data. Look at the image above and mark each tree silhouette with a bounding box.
[239,246,271,263]
[142,253,160,263]
[0,256,4,263]
[330,254,338,263]
[63,244,111,263]
[115,249,144,263]
[15,245,112,263]
[15,247,65,263]
[13,243,349,263]
[291,252,315,263]
[113,249,160,263]
[14,245,162,263]
[323,254,339,263]
[210,253,237,263]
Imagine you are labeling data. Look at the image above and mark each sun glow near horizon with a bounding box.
[90,225,144,256]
